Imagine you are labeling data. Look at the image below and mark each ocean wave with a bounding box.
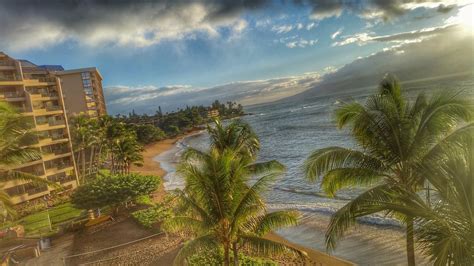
[268,202,402,228]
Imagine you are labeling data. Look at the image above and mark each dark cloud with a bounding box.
[295,0,459,20]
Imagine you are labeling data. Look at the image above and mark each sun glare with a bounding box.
[453,4,474,29]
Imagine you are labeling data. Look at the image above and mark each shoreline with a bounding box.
[131,131,354,265]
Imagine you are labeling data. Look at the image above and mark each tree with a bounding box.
[207,119,260,159]
[133,124,166,144]
[71,173,159,214]
[371,126,474,265]
[112,134,143,175]
[70,115,100,183]
[166,148,303,266]
[0,103,54,218]
[303,74,472,265]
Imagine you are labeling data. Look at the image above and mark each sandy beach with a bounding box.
[130,132,354,265]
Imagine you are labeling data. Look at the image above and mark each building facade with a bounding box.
[0,52,79,204]
[0,52,106,204]
[57,68,107,118]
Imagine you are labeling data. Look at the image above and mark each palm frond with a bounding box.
[173,234,218,266]
[240,235,307,258]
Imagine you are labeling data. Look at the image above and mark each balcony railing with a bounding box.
[0,61,15,67]
[51,134,68,140]
[41,92,59,98]
[38,77,57,83]
[0,75,20,81]
[45,105,62,111]
[4,91,24,98]
[48,119,65,126]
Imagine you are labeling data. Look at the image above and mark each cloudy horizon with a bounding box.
[2,0,473,114]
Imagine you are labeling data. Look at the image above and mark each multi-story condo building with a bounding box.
[0,52,78,204]
[57,68,107,117]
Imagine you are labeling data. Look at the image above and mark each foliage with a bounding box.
[132,124,166,144]
[2,203,84,237]
[303,74,473,265]
[132,203,172,229]
[187,248,277,266]
[0,102,55,219]
[371,131,474,265]
[71,173,159,211]
[166,120,303,266]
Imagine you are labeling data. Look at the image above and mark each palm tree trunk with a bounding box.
[232,242,239,266]
[89,146,95,176]
[406,216,416,266]
[224,243,230,266]
[81,149,86,182]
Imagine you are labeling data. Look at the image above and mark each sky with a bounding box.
[1,0,473,114]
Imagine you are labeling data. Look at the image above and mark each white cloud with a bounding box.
[105,72,322,114]
[285,38,318,48]
[296,23,304,30]
[332,24,458,47]
[306,22,317,30]
[331,27,344,39]
[271,24,294,34]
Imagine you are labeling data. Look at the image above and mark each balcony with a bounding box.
[2,91,25,101]
[47,173,76,184]
[42,146,71,160]
[46,105,62,111]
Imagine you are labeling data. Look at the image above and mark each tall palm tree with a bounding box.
[371,125,473,265]
[0,103,53,218]
[207,119,260,159]
[303,75,472,265]
[70,115,97,183]
[166,147,303,266]
[112,134,143,174]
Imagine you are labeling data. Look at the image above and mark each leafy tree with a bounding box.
[71,173,159,214]
[111,134,143,175]
[303,74,472,265]
[0,103,54,218]
[133,124,166,144]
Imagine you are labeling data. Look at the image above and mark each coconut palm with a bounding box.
[207,119,260,159]
[166,147,303,266]
[112,134,143,174]
[370,125,474,265]
[0,102,53,218]
[70,115,98,183]
[303,75,472,265]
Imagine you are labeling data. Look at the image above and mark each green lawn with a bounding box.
[5,203,85,237]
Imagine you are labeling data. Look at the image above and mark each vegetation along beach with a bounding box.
[1,1,473,265]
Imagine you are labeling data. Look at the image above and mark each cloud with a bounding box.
[306,22,317,30]
[332,24,458,46]
[299,0,469,21]
[296,24,473,100]
[0,0,268,51]
[331,27,344,39]
[285,38,318,48]
[104,72,322,114]
[271,24,294,34]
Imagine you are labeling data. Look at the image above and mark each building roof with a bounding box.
[56,67,103,79]
[19,59,38,68]
[38,65,65,71]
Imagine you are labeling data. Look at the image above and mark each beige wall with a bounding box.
[59,73,88,117]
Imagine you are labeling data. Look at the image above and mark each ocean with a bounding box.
[156,79,473,265]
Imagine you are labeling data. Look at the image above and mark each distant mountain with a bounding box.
[291,26,474,101]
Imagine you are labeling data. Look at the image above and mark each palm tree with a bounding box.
[370,125,473,265]
[166,147,303,265]
[112,134,143,174]
[303,75,472,265]
[207,119,260,159]
[0,103,53,218]
[70,115,97,183]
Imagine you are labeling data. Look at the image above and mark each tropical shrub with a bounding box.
[133,124,166,144]
[132,203,172,229]
[71,173,159,213]
[187,248,277,266]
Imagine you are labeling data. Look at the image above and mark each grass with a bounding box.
[3,203,85,237]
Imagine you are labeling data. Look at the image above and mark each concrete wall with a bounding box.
[59,73,87,117]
